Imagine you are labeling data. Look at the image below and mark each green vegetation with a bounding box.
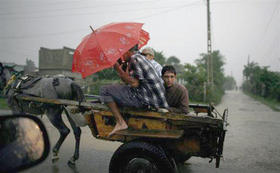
[87,79,120,95]
[242,61,280,104]
[0,97,8,110]
[224,76,237,90]
[244,91,280,111]
[179,50,234,104]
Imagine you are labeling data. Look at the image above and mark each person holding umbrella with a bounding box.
[72,22,167,136]
[100,44,169,136]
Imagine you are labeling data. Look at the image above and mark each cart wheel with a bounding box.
[174,154,191,164]
[109,141,175,173]
[216,130,226,168]
[169,157,179,173]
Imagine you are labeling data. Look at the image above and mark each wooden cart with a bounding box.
[16,95,228,173]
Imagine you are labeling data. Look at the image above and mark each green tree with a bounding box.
[198,51,226,102]
[198,51,226,88]
[24,58,36,74]
[166,56,180,65]
[166,56,184,75]
[242,62,280,101]
[223,76,236,90]
[154,50,166,65]
[182,63,207,102]
[183,50,226,104]
[243,61,258,80]
[92,68,119,81]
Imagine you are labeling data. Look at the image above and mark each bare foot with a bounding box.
[108,122,128,137]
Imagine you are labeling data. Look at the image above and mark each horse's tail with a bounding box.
[70,82,85,103]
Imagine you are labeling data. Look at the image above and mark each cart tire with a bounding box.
[109,141,175,173]
[175,154,191,164]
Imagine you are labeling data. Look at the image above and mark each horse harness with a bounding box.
[13,75,41,91]
[9,75,65,113]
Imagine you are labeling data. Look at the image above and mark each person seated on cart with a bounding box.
[162,65,189,114]
[100,44,169,137]
[140,47,162,77]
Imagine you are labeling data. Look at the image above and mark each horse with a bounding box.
[4,73,86,167]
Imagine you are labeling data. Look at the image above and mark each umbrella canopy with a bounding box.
[72,22,149,78]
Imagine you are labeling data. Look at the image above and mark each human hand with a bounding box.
[114,61,121,70]
[114,61,128,76]
[120,63,129,74]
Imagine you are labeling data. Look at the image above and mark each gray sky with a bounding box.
[1,0,280,85]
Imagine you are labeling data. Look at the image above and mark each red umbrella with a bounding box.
[72,22,149,78]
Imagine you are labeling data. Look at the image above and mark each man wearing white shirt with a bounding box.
[141,47,162,77]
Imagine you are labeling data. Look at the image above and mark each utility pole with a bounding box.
[207,0,213,85]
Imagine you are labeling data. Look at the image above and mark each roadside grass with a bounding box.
[244,91,280,112]
[0,97,9,110]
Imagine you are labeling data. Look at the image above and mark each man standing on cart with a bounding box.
[100,45,169,136]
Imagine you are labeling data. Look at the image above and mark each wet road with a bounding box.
[2,90,280,172]
[179,90,280,173]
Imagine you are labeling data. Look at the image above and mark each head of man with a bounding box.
[141,47,154,60]
[121,44,139,62]
[162,65,176,88]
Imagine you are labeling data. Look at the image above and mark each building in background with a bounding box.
[39,47,77,76]
[38,47,91,90]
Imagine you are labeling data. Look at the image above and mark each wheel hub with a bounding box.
[124,157,159,173]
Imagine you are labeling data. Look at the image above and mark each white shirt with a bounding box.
[149,59,162,77]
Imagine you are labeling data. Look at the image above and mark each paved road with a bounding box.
[179,90,280,173]
[2,90,280,172]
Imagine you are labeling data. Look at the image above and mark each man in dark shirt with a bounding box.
[162,65,189,114]
[100,45,168,136]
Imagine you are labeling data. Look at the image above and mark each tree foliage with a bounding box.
[182,63,206,101]
[92,68,119,81]
[24,58,36,74]
[166,56,185,75]
[223,76,237,90]
[154,50,166,65]
[181,50,226,103]
[166,56,180,65]
[242,62,280,101]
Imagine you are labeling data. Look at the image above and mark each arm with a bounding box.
[114,62,139,88]
[180,87,189,113]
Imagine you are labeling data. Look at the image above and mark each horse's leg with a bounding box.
[46,106,70,163]
[64,108,81,167]
[8,95,23,114]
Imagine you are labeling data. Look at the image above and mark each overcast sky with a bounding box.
[1,0,280,85]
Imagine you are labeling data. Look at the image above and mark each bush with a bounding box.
[242,62,280,102]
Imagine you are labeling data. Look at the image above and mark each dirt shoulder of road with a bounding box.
[244,91,280,111]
